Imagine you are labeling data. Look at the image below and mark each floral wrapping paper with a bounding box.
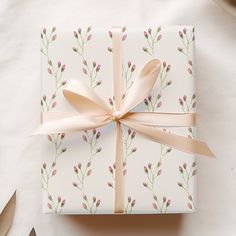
[40,26,197,214]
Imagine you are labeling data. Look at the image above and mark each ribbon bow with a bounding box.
[35,27,214,213]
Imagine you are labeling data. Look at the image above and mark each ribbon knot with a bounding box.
[112,111,121,121]
[35,27,214,214]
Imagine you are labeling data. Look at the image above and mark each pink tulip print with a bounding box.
[178,92,196,209]
[107,128,137,189]
[177,161,197,210]
[142,29,173,213]
[40,27,67,112]
[144,61,172,112]
[72,128,102,214]
[72,26,102,88]
[142,28,172,112]
[41,27,67,213]
[41,27,57,57]
[41,134,67,214]
[107,128,137,213]
[107,26,127,53]
[123,60,136,98]
[107,26,135,100]
[47,195,66,214]
[179,94,196,113]
[178,93,196,139]
[71,27,104,213]
[125,196,136,214]
[143,27,162,56]
[177,27,195,77]
[142,130,172,213]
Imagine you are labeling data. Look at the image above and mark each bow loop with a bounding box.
[119,59,161,117]
[63,79,113,116]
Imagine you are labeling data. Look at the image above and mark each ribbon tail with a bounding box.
[33,112,110,135]
[124,112,196,127]
[121,119,214,158]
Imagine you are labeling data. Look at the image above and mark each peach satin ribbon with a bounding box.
[35,27,214,213]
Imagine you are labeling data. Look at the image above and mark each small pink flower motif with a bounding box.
[153,203,158,210]
[82,203,87,210]
[82,135,87,142]
[87,34,92,41]
[143,27,162,56]
[96,64,101,72]
[47,203,52,209]
[96,131,101,139]
[52,34,57,41]
[61,199,65,207]
[122,34,127,41]
[47,135,52,142]
[177,27,195,77]
[177,161,196,210]
[87,169,92,176]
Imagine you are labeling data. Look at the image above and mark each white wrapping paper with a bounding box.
[40,26,196,214]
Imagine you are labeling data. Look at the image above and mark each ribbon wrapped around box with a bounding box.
[37,26,214,214]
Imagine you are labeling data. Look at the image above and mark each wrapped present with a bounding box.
[38,26,213,214]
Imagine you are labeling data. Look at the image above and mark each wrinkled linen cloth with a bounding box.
[0,0,235,235]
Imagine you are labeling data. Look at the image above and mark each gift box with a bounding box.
[39,25,204,214]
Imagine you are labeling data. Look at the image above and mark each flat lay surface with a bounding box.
[0,0,236,235]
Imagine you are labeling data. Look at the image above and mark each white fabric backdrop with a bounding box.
[0,0,235,235]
